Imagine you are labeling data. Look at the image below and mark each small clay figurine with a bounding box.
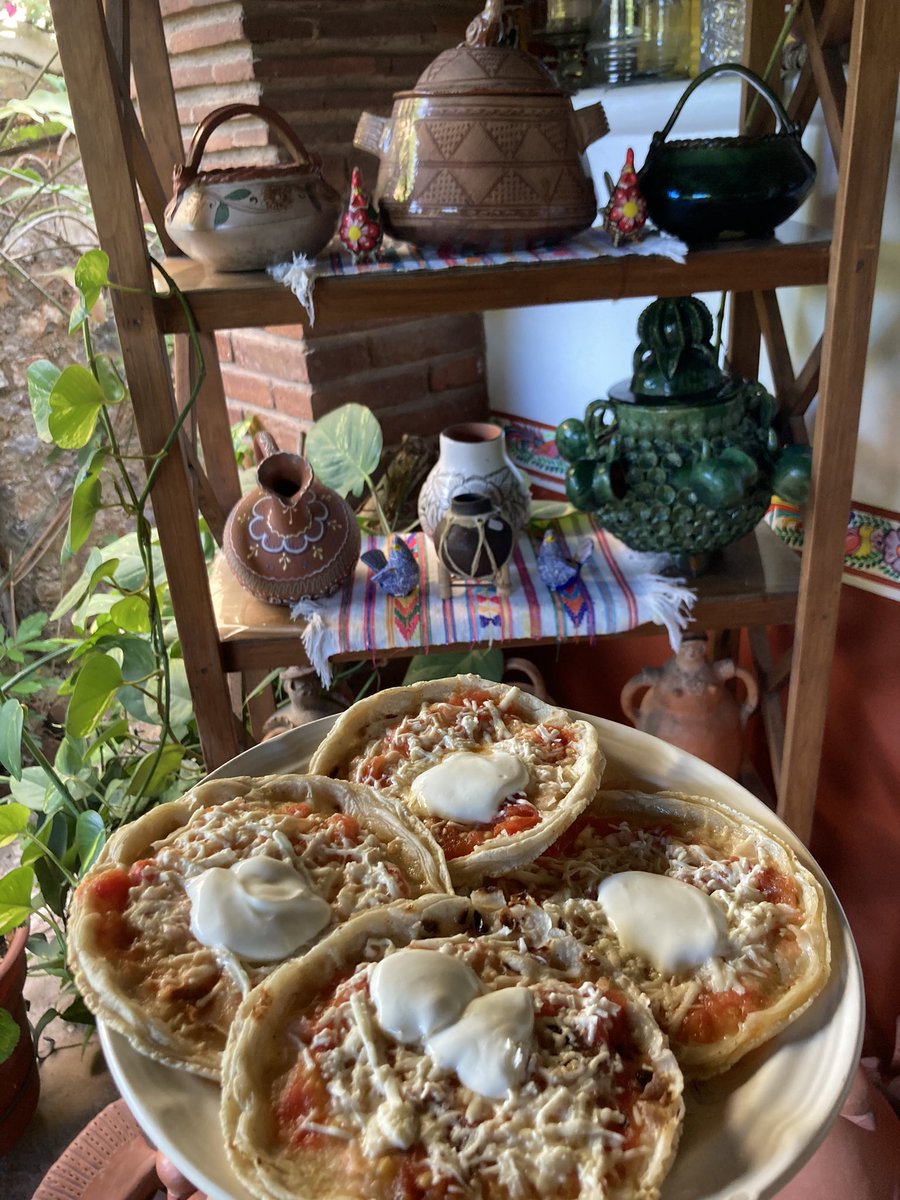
[339,166,383,262]
[360,536,418,597]
[602,147,648,247]
[537,528,593,591]
[261,665,349,741]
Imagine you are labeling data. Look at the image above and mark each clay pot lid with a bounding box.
[404,0,564,98]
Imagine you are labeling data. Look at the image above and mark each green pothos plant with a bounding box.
[0,248,208,1042]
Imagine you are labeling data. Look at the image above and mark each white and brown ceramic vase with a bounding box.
[417,421,531,541]
[223,432,360,606]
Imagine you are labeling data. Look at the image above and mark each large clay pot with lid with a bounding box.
[165,103,341,272]
[223,432,360,606]
[353,0,608,253]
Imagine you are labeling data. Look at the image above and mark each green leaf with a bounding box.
[305,403,383,499]
[0,802,30,847]
[65,471,103,557]
[13,612,49,645]
[0,699,24,780]
[83,717,130,758]
[214,202,229,226]
[402,648,505,685]
[0,1009,21,1064]
[127,744,186,799]
[224,188,251,201]
[65,654,124,738]
[75,809,106,871]
[109,595,151,633]
[95,355,126,405]
[6,768,51,812]
[74,250,110,312]
[26,359,60,443]
[50,547,103,620]
[0,865,35,936]
[33,855,69,919]
[48,364,106,449]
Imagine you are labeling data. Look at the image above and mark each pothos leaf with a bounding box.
[74,249,110,313]
[0,864,35,936]
[48,364,106,448]
[26,359,60,443]
[305,404,383,499]
[0,1009,21,1064]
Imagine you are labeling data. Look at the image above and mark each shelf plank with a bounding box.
[215,523,799,674]
[155,224,831,334]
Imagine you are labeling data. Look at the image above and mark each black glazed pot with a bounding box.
[638,64,816,245]
[433,493,515,581]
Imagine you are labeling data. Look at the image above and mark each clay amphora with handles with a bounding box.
[620,633,758,779]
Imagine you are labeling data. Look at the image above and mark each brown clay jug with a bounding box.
[620,633,758,778]
[223,432,360,606]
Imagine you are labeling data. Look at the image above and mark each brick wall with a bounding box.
[159,0,490,451]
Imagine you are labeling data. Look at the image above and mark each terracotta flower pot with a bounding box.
[0,924,40,1155]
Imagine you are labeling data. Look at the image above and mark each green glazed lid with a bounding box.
[610,295,726,405]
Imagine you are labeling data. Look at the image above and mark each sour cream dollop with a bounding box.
[185,855,330,963]
[596,870,729,975]
[410,751,529,823]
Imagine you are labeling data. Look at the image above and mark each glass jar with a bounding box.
[587,0,689,85]
[699,0,746,69]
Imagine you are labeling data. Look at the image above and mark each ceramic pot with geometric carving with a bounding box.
[223,432,360,606]
[354,0,608,252]
[417,421,531,541]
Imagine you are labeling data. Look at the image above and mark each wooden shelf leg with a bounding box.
[778,0,900,842]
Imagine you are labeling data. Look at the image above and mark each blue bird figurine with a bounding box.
[360,536,419,597]
[537,528,593,591]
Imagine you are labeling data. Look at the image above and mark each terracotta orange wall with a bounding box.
[529,582,900,1067]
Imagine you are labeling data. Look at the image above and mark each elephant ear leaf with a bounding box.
[304,403,383,499]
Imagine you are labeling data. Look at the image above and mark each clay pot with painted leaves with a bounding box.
[353,0,608,252]
[165,103,341,272]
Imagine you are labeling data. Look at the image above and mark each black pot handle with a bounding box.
[655,63,800,144]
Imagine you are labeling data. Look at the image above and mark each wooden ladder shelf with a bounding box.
[49,0,899,843]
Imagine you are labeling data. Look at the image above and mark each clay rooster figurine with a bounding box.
[537,528,593,591]
[339,167,383,262]
[360,536,418,597]
[602,148,648,247]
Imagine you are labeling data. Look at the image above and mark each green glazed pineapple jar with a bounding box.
[556,295,810,574]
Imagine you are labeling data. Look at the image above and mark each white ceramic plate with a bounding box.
[99,713,864,1200]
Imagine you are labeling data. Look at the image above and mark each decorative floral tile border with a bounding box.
[493,411,566,499]
[766,498,900,598]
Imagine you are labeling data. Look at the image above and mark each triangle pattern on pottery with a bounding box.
[481,121,531,161]
[481,168,543,207]
[417,119,475,163]
[531,120,572,160]
[550,165,591,205]
[413,165,498,208]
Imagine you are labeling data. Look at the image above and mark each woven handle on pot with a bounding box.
[174,103,317,196]
[655,63,799,144]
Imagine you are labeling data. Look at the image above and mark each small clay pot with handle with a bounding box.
[223,432,360,606]
[165,103,341,271]
[620,633,758,778]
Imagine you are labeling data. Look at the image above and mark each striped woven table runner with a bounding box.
[292,514,696,686]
